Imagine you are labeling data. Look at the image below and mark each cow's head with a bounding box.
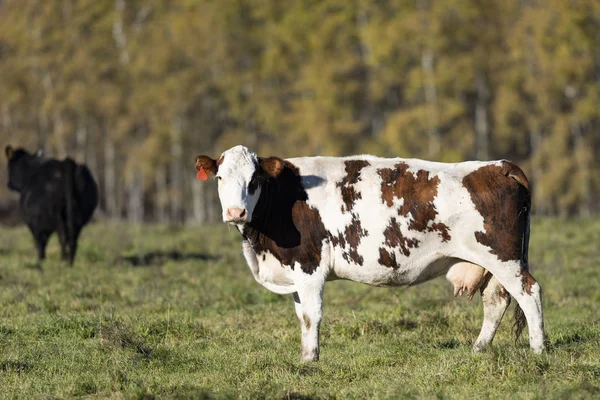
[195,145,284,224]
[5,145,44,192]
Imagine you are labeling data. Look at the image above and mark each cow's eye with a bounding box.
[216,176,222,181]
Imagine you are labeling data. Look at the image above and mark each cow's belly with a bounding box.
[330,249,458,287]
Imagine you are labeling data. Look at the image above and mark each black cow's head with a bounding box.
[5,146,44,192]
[195,145,284,224]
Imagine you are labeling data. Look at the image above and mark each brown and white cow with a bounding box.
[195,145,545,361]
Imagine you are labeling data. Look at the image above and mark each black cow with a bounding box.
[5,146,99,265]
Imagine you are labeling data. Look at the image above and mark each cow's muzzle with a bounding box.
[224,207,248,223]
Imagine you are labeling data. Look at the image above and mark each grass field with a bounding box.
[0,218,599,399]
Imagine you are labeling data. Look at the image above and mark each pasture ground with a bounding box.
[0,218,599,399]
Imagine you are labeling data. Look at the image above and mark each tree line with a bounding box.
[0,0,598,223]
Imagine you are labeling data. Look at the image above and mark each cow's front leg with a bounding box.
[294,280,325,362]
[293,292,307,336]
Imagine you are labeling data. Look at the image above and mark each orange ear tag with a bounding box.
[196,166,208,181]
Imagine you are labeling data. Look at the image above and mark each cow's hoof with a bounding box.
[472,344,488,354]
[300,351,319,362]
[531,346,545,355]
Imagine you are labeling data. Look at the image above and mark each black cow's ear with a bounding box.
[5,145,13,160]
[260,157,284,178]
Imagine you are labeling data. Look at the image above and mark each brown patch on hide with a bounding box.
[382,218,419,257]
[303,314,312,330]
[520,270,537,295]
[377,163,450,242]
[462,162,531,262]
[330,215,368,266]
[337,160,370,213]
[243,161,327,275]
[260,157,285,178]
[378,248,400,269]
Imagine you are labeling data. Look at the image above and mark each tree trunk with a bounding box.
[417,0,440,160]
[37,106,48,149]
[75,114,87,163]
[155,168,169,224]
[53,110,67,158]
[127,168,144,224]
[207,184,220,223]
[191,179,206,225]
[170,116,184,223]
[104,135,118,220]
[474,70,489,160]
[522,1,544,214]
[1,104,11,132]
[112,0,129,65]
[571,118,591,217]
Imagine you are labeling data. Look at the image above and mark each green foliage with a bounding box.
[0,0,599,220]
[0,219,598,398]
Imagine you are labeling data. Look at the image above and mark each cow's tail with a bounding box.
[65,158,77,265]
[501,161,530,342]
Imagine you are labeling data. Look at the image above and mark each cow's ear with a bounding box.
[195,155,218,181]
[260,157,284,178]
[5,146,13,160]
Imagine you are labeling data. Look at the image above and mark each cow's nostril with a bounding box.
[240,209,246,218]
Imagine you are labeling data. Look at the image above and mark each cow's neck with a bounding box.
[241,163,305,252]
[238,162,329,274]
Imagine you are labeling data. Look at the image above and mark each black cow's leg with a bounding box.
[33,230,50,262]
[57,225,69,261]
[67,227,81,265]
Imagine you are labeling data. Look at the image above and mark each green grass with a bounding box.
[0,218,599,399]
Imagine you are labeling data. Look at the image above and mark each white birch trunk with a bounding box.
[571,118,591,217]
[127,168,144,224]
[191,179,206,225]
[155,168,169,224]
[474,71,489,160]
[417,0,440,160]
[104,135,118,220]
[112,0,129,65]
[170,116,184,223]
[75,114,87,163]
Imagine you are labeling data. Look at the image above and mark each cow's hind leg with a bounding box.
[294,280,325,362]
[473,275,511,353]
[57,224,69,261]
[67,227,81,265]
[33,230,50,262]
[60,224,81,266]
[482,261,545,353]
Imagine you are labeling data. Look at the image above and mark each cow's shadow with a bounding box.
[119,251,220,267]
